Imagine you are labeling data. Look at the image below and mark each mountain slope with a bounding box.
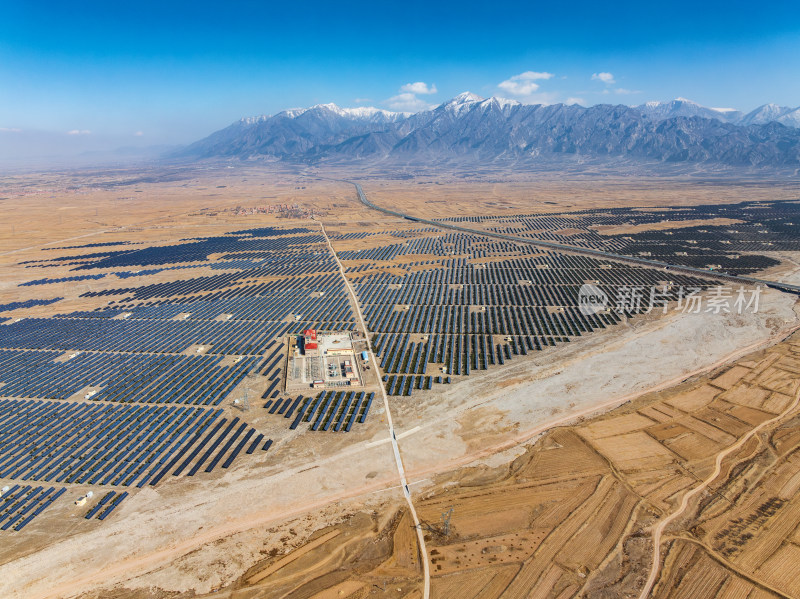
[180,103,409,159]
[636,98,743,124]
[740,103,796,126]
[179,94,800,168]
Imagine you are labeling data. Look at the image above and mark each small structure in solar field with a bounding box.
[325,336,353,356]
[286,331,364,390]
[74,491,93,506]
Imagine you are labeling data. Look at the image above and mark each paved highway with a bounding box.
[345,180,800,295]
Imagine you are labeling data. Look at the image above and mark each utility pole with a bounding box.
[240,371,257,411]
[441,508,453,537]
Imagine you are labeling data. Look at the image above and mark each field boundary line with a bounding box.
[667,536,792,599]
[637,386,800,598]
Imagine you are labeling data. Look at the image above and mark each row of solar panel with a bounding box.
[284,391,374,432]
[0,485,65,532]
[383,375,434,395]
[0,350,256,405]
[0,399,267,487]
[58,291,355,324]
[20,274,106,287]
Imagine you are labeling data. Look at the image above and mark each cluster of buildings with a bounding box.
[227,204,316,218]
[290,329,365,390]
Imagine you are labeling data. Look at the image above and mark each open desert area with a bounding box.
[0,163,798,599]
[4,4,800,596]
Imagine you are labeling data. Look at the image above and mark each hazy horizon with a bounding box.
[1,0,799,166]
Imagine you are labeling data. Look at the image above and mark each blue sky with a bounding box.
[1,0,799,156]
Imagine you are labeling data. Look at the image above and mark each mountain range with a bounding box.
[178,93,800,168]
[635,98,800,128]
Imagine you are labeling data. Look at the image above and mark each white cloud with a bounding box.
[592,72,615,84]
[499,80,539,96]
[400,81,438,95]
[517,71,554,81]
[385,92,436,112]
[354,97,372,104]
[498,71,554,97]
[67,129,91,135]
[0,127,22,133]
[384,81,439,112]
[134,131,144,136]
[566,97,586,106]
[525,91,560,105]
[614,88,640,95]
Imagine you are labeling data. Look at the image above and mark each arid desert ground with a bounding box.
[1,164,800,599]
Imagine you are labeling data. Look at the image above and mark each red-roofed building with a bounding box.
[302,329,319,356]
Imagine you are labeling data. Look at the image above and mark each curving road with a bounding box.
[342,179,800,597]
[344,181,800,296]
[637,385,800,598]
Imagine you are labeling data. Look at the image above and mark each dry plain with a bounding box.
[0,164,799,599]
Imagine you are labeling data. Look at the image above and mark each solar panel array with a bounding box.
[85,490,128,520]
[340,232,711,395]
[0,399,269,488]
[1,197,794,533]
[0,225,363,532]
[436,200,800,275]
[284,391,374,432]
[0,297,63,312]
[0,485,65,532]
[0,350,256,404]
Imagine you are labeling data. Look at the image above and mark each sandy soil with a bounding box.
[590,217,743,236]
[2,166,800,598]
[3,288,795,599]
[359,178,800,219]
[391,289,799,477]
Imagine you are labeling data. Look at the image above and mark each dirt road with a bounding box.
[29,320,800,599]
[637,375,800,598]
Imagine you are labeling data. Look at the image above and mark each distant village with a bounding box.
[225,204,320,218]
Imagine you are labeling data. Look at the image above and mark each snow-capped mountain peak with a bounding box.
[740,103,796,126]
[238,115,270,125]
[637,98,800,128]
[336,106,411,120]
[448,92,484,105]
[442,92,486,116]
[777,107,800,128]
[636,98,743,123]
[245,103,408,123]
[481,96,521,110]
